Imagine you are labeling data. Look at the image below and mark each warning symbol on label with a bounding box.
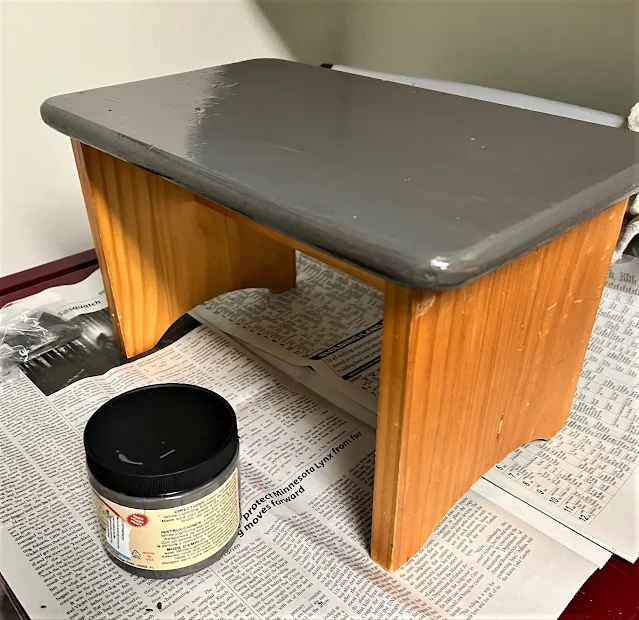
[127,513,149,528]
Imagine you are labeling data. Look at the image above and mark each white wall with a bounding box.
[0,0,293,277]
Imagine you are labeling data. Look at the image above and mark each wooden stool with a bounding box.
[42,59,638,570]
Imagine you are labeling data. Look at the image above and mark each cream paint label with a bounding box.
[92,468,239,571]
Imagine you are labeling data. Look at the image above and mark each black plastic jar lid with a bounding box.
[84,384,238,498]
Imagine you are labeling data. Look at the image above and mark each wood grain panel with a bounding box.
[224,217,296,293]
[197,196,385,291]
[371,200,627,570]
[72,141,295,357]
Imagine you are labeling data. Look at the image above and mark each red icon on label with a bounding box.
[127,513,149,527]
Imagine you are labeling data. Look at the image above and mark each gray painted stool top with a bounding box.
[41,59,639,288]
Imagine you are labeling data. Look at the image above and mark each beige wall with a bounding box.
[339,1,637,116]
[1,1,294,276]
[254,1,637,115]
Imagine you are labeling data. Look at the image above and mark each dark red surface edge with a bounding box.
[0,249,98,308]
[566,555,639,619]
[2,249,638,618]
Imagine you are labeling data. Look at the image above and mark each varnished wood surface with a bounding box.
[73,142,295,357]
[371,200,627,570]
[197,196,385,290]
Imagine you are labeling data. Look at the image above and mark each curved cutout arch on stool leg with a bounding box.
[72,141,296,358]
[372,200,627,570]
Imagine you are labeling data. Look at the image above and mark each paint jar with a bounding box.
[84,384,240,579]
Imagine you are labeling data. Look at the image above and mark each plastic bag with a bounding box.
[0,308,81,377]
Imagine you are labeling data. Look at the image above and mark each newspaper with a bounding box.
[193,254,639,562]
[484,260,639,560]
[0,272,603,620]
[196,255,383,412]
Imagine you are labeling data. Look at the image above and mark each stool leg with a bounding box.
[371,201,627,571]
[72,141,296,358]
